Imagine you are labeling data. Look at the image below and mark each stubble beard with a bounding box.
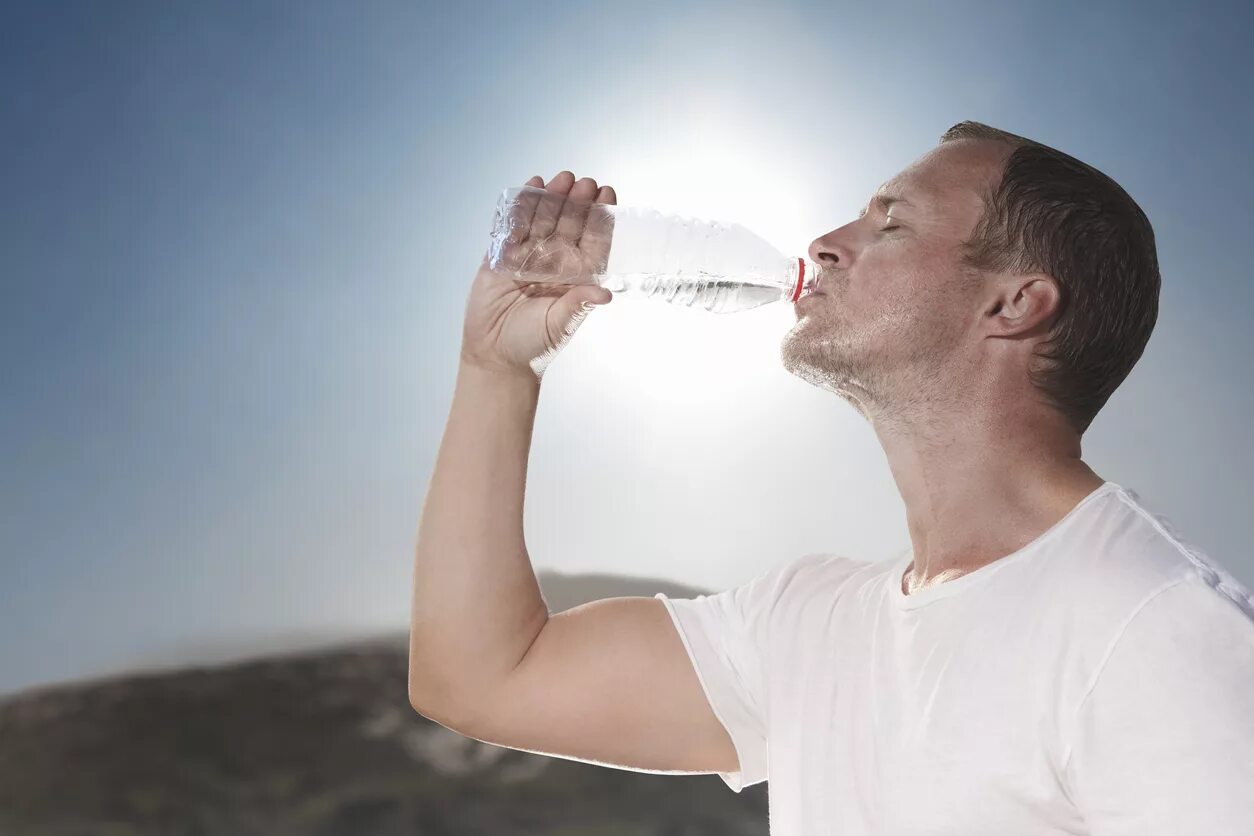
[781,265,983,424]
[781,307,885,418]
[781,301,957,424]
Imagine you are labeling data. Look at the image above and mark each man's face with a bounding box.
[781,139,1008,416]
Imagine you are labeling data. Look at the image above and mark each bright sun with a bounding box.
[551,101,845,420]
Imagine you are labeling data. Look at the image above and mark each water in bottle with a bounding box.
[486,185,822,314]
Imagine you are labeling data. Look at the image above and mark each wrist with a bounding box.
[458,356,542,390]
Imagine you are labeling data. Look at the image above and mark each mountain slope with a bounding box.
[0,569,769,835]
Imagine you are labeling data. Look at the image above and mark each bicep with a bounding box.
[439,596,741,777]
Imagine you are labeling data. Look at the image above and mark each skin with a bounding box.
[781,137,1106,592]
[463,172,616,380]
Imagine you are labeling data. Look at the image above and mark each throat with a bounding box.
[901,564,972,596]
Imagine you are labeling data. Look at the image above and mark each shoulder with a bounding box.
[1046,484,1253,730]
[1064,569,1254,755]
[771,551,880,603]
[1061,571,1254,827]
[1064,484,1252,619]
[693,552,874,633]
[654,552,874,658]
[731,552,882,637]
[771,551,874,589]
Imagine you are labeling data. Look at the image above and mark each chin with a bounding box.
[782,330,878,406]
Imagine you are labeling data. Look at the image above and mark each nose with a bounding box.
[808,230,849,269]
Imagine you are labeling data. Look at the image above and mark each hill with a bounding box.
[0,568,769,835]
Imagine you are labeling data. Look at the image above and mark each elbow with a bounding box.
[407,662,470,729]
[407,659,442,715]
[406,674,427,716]
[407,632,446,715]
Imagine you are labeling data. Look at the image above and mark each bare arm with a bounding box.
[441,594,741,776]
[409,357,738,775]
[410,169,612,711]
[408,360,550,715]
[409,171,739,775]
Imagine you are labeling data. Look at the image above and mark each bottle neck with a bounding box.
[786,257,822,302]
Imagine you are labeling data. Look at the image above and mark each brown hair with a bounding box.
[939,121,1160,435]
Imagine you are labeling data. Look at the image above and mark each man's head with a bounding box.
[781,121,1160,437]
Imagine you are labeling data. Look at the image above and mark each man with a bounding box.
[409,121,1254,834]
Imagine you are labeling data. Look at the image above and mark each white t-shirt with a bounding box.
[656,481,1254,834]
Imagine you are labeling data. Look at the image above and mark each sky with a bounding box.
[3,0,1253,696]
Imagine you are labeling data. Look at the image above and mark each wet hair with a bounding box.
[940,120,1160,436]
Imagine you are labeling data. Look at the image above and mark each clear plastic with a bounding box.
[486,185,822,313]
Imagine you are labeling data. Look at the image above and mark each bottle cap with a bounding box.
[790,257,807,303]
[790,257,823,303]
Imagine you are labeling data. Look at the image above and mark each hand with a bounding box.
[461,171,617,381]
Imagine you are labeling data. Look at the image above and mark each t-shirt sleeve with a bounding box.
[654,552,849,792]
[1063,576,1254,834]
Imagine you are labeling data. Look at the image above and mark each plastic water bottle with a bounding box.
[485,185,822,314]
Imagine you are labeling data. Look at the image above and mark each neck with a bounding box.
[871,392,1106,591]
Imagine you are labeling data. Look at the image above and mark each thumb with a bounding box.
[563,285,613,318]
[550,285,613,347]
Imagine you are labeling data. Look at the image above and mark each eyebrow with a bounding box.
[857,193,914,219]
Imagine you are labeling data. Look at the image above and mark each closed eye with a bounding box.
[880,225,900,232]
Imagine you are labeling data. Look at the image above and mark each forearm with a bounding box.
[409,360,549,708]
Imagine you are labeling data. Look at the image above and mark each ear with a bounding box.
[982,272,1061,339]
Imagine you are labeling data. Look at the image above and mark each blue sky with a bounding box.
[3,0,1253,695]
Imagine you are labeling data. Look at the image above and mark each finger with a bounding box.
[530,170,576,242]
[579,183,618,268]
[504,176,546,245]
[489,176,544,273]
[545,170,575,190]
[555,176,599,244]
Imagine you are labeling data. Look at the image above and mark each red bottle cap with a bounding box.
[790,257,805,303]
